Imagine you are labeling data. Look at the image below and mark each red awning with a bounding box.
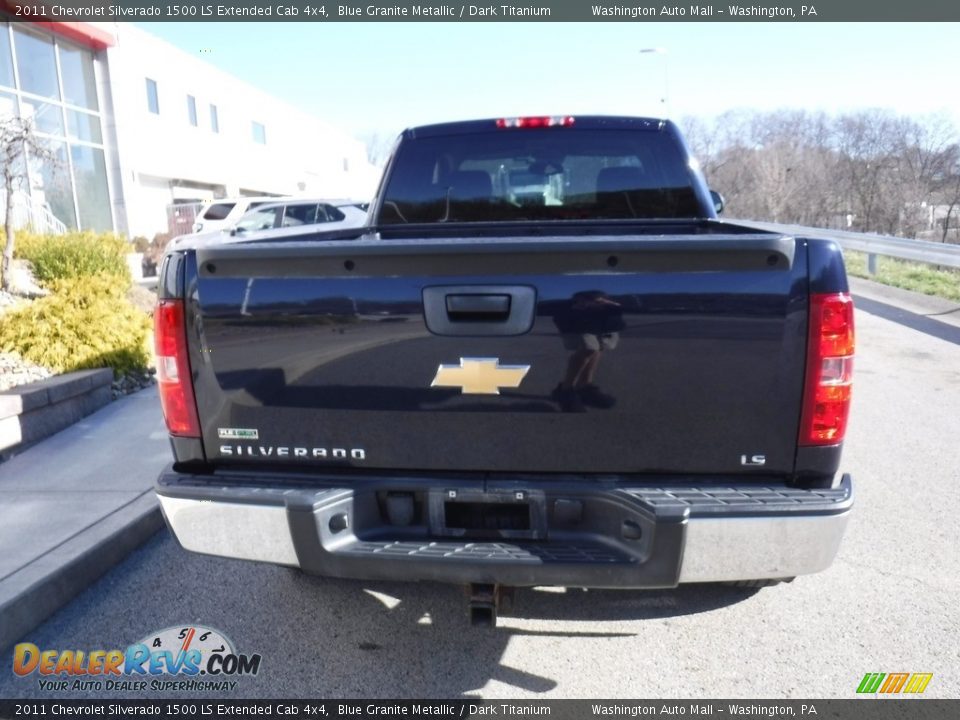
[13,19,115,50]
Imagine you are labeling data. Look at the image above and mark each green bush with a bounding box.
[0,275,152,376]
[131,236,151,254]
[15,231,132,287]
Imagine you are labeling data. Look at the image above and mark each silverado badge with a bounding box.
[430,357,530,395]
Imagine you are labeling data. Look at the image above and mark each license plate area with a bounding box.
[428,489,547,540]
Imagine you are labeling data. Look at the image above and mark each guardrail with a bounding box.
[731,220,960,272]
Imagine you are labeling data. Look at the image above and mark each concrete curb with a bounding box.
[0,490,163,653]
[0,369,114,458]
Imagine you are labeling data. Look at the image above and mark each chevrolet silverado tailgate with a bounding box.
[185,232,808,476]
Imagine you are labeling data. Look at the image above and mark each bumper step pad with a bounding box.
[344,540,629,564]
[627,483,851,515]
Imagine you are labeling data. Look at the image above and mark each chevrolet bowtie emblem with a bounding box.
[430,357,530,395]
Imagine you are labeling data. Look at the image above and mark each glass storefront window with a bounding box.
[13,28,59,100]
[58,43,99,111]
[30,141,76,230]
[19,96,64,136]
[0,89,16,117]
[3,26,112,232]
[5,131,27,190]
[67,109,103,144]
[0,25,14,89]
[70,144,111,231]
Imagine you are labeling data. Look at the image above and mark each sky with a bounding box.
[142,22,960,142]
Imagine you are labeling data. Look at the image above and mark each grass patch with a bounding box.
[845,250,960,302]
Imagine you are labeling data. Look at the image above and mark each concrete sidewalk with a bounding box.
[0,387,170,652]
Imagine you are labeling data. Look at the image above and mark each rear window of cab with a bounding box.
[379,129,703,224]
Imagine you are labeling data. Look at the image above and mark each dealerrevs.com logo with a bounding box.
[12,625,261,693]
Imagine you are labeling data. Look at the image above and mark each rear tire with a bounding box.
[723,577,795,588]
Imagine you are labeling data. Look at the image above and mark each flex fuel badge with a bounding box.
[12,625,262,693]
[218,428,259,440]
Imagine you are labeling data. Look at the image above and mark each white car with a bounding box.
[230,199,368,235]
[191,196,288,234]
[170,199,369,251]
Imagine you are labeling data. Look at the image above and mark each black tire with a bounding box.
[723,577,795,588]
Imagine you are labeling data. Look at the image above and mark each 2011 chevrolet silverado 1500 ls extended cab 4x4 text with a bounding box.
[154,116,854,625]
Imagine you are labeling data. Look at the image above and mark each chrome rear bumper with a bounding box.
[157,470,852,587]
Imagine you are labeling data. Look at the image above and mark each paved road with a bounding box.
[1,304,958,699]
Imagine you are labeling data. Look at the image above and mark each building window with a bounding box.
[0,25,14,88]
[252,121,266,145]
[30,141,76,230]
[343,157,349,172]
[187,94,197,126]
[71,144,112,232]
[0,22,112,232]
[0,89,15,116]
[146,78,159,114]
[58,42,98,110]
[210,103,219,133]
[67,109,103,144]
[19,96,65,136]
[13,27,59,99]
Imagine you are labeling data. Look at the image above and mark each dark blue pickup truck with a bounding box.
[154,116,854,625]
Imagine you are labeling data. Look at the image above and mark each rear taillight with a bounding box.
[799,293,855,446]
[154,299,200,437]
[495,116,575,129]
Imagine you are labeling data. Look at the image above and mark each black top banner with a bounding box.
[3,0,960,22]
[0,700,958,719]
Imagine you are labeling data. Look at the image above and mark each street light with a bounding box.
[639,47,669,117]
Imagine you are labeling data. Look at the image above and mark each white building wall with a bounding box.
[100,24,379,238]
[128,175,173,240]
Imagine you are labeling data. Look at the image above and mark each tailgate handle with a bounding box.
[446,294,511,321]
[423,285,536,336]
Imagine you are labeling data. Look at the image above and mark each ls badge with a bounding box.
[431,357,530,395]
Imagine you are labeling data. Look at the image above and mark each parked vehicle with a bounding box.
[230,198,368,234]
[170,199,368,251]
[190,196,286,233]
[154,116,854,626]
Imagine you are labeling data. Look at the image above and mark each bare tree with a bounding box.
[831,111,903,234]
[934,144,960,242]
[1,115,58,291]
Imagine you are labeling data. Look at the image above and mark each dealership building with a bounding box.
[1,19,379,238]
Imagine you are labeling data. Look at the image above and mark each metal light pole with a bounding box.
[639,48,669,117]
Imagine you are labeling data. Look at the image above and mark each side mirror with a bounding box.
[710,190,725,215]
